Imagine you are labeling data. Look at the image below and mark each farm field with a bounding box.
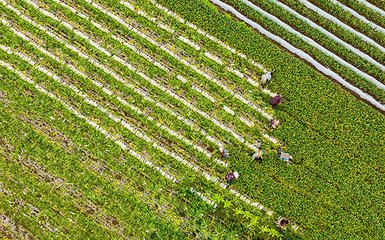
[0,0,384,239]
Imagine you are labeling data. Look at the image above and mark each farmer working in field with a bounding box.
[276,218,289,228]
[251,147,263,163]
[260,71,272,89]
[278,152,293,164]
[220,147,229,158]
[225,171,239,185]
[270,118,279,128]
[270,94,282,108]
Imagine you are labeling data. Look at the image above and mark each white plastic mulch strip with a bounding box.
[190,187,217,208]
[213,158,229,167]
[204,51,223,65]
[145,0,268,72]
[209,0,385,111]
[357,0,385,16]
[0,59,178,183]
[179,36,200,51]
[238,116,254,127]
[297,0,385,54]
[191,84,216,103]
[241,0,385,90]
[270,0,385,71]
[330,0,385,34]
[223,105,235,115]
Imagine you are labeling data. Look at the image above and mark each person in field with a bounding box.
[221,147,229,158]
[225,171,239,185]
[251,147,263,163]
[270,118,279,128]
[278,152,293,164]
[276,218,289,228]
[270,94,282,108]
[260,71,272,88]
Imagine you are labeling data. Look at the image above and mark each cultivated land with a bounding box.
[0,0,384,239]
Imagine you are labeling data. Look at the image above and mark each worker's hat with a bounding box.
[234,171,239,179]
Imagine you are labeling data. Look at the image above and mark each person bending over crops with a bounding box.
[276,218,289,228]
[270,94,283,108]
[260,71,272,88]
[251,147,263,163]
[220,147,229,158]
[270,118,279,128]
[225,171,239,185]
[278,152,292,165]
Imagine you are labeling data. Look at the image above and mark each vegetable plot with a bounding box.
[1,0,385,239]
